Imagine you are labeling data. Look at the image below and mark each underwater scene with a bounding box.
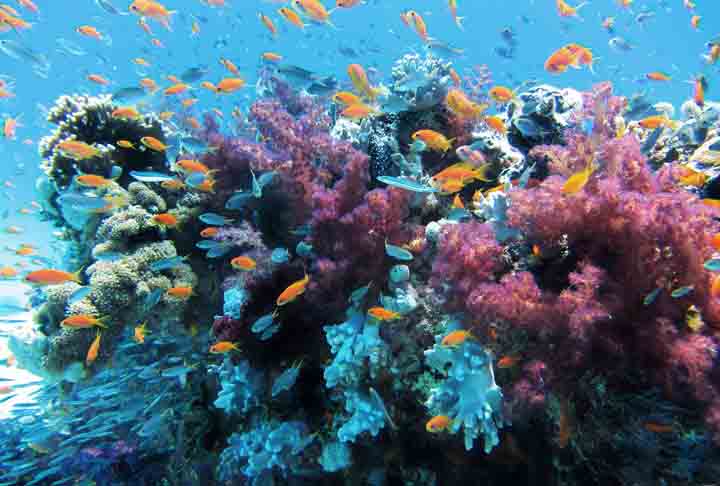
[2,0,720,485]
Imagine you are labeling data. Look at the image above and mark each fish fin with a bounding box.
[71,267,85,284]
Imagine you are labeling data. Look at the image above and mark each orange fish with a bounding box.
[117,140,135,149]
[341,103,377,119]
[111,106,141,120]
[412,129,454,153]
[691,15,700,29]
[77,25,103,40]
[406,10,430,42]
[166,75,181,84]
[2,116,19,139]
[58,141,100,160]
[556,0,586,18]
[220,58,240,75]
[445,88,488,120]
[278,7,305,29]
[484,115,507,135]
[216,78,246,93]
[0,266,18,279]
[489,85,515,104]
[262,52,283,62]
[336,0,363,7]
[133,57,151,67]
[692,75,707,107]
[182,98,199,108]
[565,43,596,72]
[638,115,676,130]
[333,91,362,106]
[449,67,461,87]
[87,74,110,85]
[231,256,257,271]
[160,178,185,190]
[704,44,720,64]
[292,0,333,25]
[75,174,113,188]
[191,19,200,36]
[711,275,720,299]
[562,164,595,194]
[431,162,488,184]
[134,322,149,344]
[17,0,38,14]
[152,213,179,227]
[200,227,219,238]
[646,72,671,82]
[167,286,193,299]
[139,78,158,91]
[259,13,278,36]
[426,415,452,433]
[151,38,164,48]
[140,136,169,152]
[441,330,473,346]
[276,273,310,306]
[15,246,34,256]
[175,159,212,174]
[367,307,401,321]
[164,83,190,96]
[347,63,379,100]
[61,315,107,329]
[643,422,674,434]
[497,355,520,369]
[25,269,82,285]
[201,81,217,92]
[129,0,176,31]
[209,341,242,354]
[544,46,576,74]
[86,331,102,366]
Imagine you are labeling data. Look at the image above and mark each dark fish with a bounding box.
[307,76,338,96]
[494,46,515,59]
[500,27,517,46]
[180,66,209,83]
[94,0,128,15]
[641,127,663,154]
[112,87,147,103]
[277,64,318,86]
[0,40,50,71]
[426,40,465,58]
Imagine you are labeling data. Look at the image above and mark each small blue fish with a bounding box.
[145,288,164,310]
[296,241,314,257]
[377,176,438,193]
[670,285,694,298]
[385,241,413,261]
[225,191,252,210]
[251,312,277,334]
[196,240,224,250]
[150,256,186,272]
[259,323,281,341]
[349,282,372,306]
[94,251,123,262]
[129,171,175,183]
[643,287,662,306]
[271,248,290,264]
[185,173,208,189]
[68,286,92,304]
[206,244,232,258]
[199,213,234,226]
[704,259,720,272]
[57,193,108,212]
[271,360,303,397]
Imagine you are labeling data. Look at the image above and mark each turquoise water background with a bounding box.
[0,0,717,260]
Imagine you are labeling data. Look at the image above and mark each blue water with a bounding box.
[1,0,719,484]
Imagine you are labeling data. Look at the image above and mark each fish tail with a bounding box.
[71,267,85,284]
[96,317,109,329]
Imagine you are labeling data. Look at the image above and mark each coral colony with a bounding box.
[3,51,720,486]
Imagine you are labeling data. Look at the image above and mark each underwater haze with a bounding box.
[1,0,720,484]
